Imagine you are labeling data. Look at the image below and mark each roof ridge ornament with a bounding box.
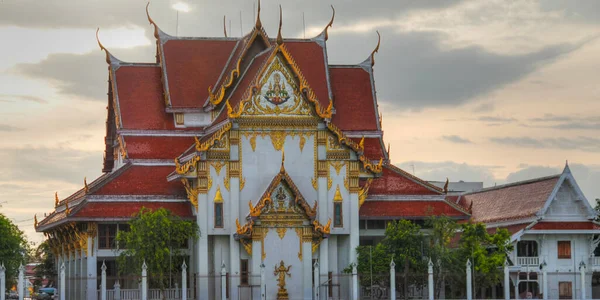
[324,5,335,41]
[563,160,571,174]
[224,15,228,38]
[255,0,262,29]
[371,31,381,66]
[96,28,113,65]
[54,192,59,208]
[146,2,160,40]
[276,5,283,45]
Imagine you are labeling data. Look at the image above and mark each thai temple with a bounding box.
[35,3,600,300]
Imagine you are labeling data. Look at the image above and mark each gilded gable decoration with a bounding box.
[213,185,224,203]
[333,185,343,202]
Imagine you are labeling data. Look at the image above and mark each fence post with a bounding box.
[221,262,227,300]
[182,261,187,300]
[541,260,547,300]
[113,281,121,300]
[504,260,510,300]
[428,259,434,300]
[260,263,266,300]
[352,263,358,300]
[17,264,24,300]
[466,259,472,300]
[580,261,586,300]
[0,263,5,300]
[389,259,396,300]
[313,260,319,300]
[60,263,65,300]
[101,261,107,300]
[141,261,148,300]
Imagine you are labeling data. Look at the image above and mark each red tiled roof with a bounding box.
[531,222,595,230]
[360,201,467,218]
[93,165,186,196]
[350,137,385,159]
[369,165,443,195]
[74,201,193,219]
[115,66,177,130]
[461,175,560,224]
[285,42,330,108]
[330,67,378,131]
[487,223,531,235]
[162,40,237,108]
[124,136,195,160]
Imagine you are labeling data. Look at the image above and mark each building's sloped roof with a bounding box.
[123,136,195,160]
[460,175,560,223]
[162,39,238,108]
[531,221,597,230]
[74,201,193,219]
[360,200,468,219]
[285,41,330,108]
[330,66,379,131]
[350,137,386,159]
[368,164,444,195]
[93,165,186,196]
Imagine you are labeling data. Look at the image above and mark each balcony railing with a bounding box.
[517,256,539,266]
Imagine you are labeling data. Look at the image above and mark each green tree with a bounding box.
[458,222,512,298]
[0,214,28,287]
[34,241,57,287]
[425,215,460,298]
[116,207,199,299]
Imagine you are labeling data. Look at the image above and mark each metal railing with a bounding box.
[516,256,539,266]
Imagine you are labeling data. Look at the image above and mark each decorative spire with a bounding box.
[223,15,228,38]
[276,5,283,45]
[443,178,449,194]
[280,147,286,173]
[65,201,71,216]
[323,5,335,41]
[54,192,59,208]
[214,185,223,203]
[95,28,112,65]
[564,160,571,174]
[84,177,89,193]
[333,185,343,202]
[146,2,160,39]
[255,0,262,29]
[370,31,381,66]
[359,136,365,150]
[34,214,38,228]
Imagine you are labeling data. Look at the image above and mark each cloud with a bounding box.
[12,46,153,101]
[525,114,600,131]
[396,161,500,186]
[471,102,495,113]
[0,125,22,132]
[490,136,600,152]
[0,94,47,104]
[441,135,473,144]
[540,1,600,24]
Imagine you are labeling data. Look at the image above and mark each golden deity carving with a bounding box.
[274,260,291,300]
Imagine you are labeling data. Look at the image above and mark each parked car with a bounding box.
[6,290,18,299]
[36,287,57,300]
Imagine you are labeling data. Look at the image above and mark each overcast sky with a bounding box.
[1,0,599,244]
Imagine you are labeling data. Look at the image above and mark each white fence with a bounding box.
[99,288,193,300]
[517,256,539,266]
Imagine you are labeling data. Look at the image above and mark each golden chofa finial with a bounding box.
[54,192,59,208]
[276,5,283,45]
[324,5,335,41]
[84,177,89,193]
[370,31,381,66]
[146,2,160,39]
[443,178,449,194]
[255,0,262,29]
[280,147,286,173]
[34,214,38,228]
[65,201,70,216]
[96,28,111,65]
[223,15,228,37]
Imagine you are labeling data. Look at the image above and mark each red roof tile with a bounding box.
[124,136,195,160]
[115,66,177,130]
[350,137,385,158]
[531,222,595,230]
[93,165,186,196]
[461,176,560,224]
[285,42,330,108]
[330,67,378,131]
[74,201,193,219]
[360,201,467,218]
[162,40,237,108]
[369,165,443,195]
[488,223,531,235]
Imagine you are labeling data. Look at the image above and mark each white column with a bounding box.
[113,281,121,300]
[252,239,262,286]
[317,175,329,289]
[390,259,396,300]
[313,261,320,300]
[220,263,227,300]
[428,259,433,300]
[466,260,472,300]
[141,261,148,300]
[504,260,510,300]
[229,176,240,300]
[349,192,360,264]
[580,261,586,300]
[100,261,107,300]
[182,261,187,300]
[60,263,66,300]
[17,264,24,300]
[514,276,519,300]
[197,193,209,300]
[541,261,547,300]
[352,263,358,300]
[86,235,98,300]
[81,248,86,300]
[260,263,266,300]
[303,240,313,299]
[0,263,6,300]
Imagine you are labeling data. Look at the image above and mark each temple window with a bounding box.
[517,240,538,257]
[98,224,117,249]
[334,203,343,227]
[557,241,571,259]
[240,259,249,285]
[214,203,223,228]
